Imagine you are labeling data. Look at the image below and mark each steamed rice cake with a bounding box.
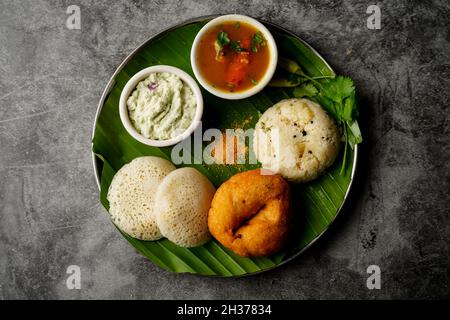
[154,167,215,247]
[107,156,175,240]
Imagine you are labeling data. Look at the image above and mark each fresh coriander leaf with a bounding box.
[317,76,360,173]
[217,31,230,48]
[315,94,339,120]
[320,76,355,104]
[347,120,362,146]
[293,83,318,98]
[230,40,243,52]
[317,76,356,123]
[346,128,358,149]
[338,76,355,98]
[347,90,358,118]
[251,32,266,53]
[342,92,355,121]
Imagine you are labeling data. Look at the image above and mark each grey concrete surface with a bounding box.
[0,0,449,299]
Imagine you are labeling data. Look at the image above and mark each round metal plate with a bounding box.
[91,15,358,276]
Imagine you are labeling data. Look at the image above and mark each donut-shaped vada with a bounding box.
[208,169,291,257]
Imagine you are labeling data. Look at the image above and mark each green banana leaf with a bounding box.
[92,19,356,276]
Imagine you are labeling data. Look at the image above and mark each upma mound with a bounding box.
[254,98,340,183]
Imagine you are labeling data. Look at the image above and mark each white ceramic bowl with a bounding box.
[119,65,203,147]
[190,14,278,100]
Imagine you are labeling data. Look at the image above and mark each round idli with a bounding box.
[154,167,216,247]
[107,156,176,240]
[254,98,340,183]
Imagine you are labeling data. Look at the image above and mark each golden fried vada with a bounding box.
[208,169,291,257]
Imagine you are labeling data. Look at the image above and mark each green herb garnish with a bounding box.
[250,78,258,85]
[230,40,244,52]
[273,57,362,174]
[293,83,318,98]
[300,76,362,174]
[234,22,240,29]
[315,76,362,173]
[251,32,266,53]
[217,32,246,53]
[217,31,230,49]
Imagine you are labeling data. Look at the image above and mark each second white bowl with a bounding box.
[190,14,278,100]
[119,65,203,147]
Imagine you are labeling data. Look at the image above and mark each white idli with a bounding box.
[107,156,175,240]
[154,167,215,247]
[254,98,340,183]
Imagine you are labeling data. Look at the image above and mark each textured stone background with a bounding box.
[0,0,449,299]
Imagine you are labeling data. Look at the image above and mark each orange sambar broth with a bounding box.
[196,21,270,92]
